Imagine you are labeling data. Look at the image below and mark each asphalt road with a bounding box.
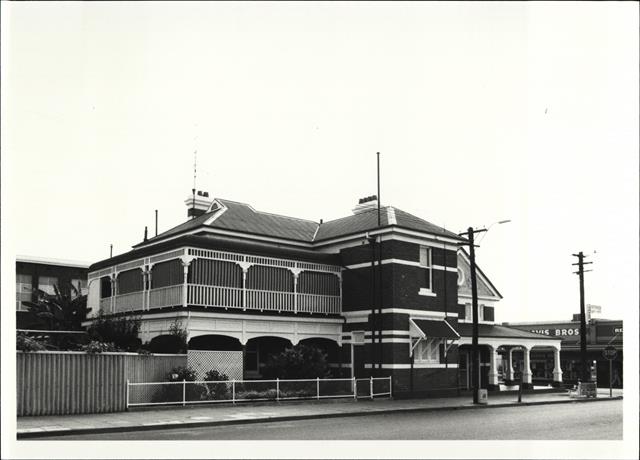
[37,400,622,440]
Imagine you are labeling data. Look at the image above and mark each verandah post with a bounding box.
[126,379,130,411]
[353,377,357,399]
[316,377,320,400]
[370,376,374,400]
[276,378,280,401]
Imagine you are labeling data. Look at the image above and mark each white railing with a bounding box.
[148,285,183,309]
[246,289,295,312]
[105,285,341,315]
[188,284,243,309]
[297,293,341,314]
[114,291,144,313]
[126,376,392,408]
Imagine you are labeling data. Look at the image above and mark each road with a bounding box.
[36,399,622,440]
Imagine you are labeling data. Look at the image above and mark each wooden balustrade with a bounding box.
[103,285,341,315]
[245,289,295,312]
[148,285,183,309]
[188,284,243,309]
[297,293,341,314]
[114,291,144,313]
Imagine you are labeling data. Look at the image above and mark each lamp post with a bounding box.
[459,220,510,404]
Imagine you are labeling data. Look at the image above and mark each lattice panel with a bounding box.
[188,350,243,380]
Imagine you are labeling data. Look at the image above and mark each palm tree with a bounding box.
[21,282,91,332]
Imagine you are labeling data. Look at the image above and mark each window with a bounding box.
[415,338,440,363]
[464,303,484,322]
[419,246,432,290]
[38,276,58,295]
[16,274,32,311]
[70,279,88,296]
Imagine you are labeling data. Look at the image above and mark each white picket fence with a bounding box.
[126,376,392,408]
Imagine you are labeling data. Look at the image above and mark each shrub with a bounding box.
[87,313,141,351]
[16,332,46,352]
[82,340,118,354]
[203,369,230,400]
[262,344,331,379]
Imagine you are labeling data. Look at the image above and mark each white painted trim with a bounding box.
[457,336,562,351]
[202,202,228,225]
[458,294,499,304]
[314,227,463,249]
[432,264,458,273]
[418,288,437,297]
[364,363,459,369]
[343,308,458,318]
[363,330,410,337]
[364,338,411,344]
[139,310,344,324]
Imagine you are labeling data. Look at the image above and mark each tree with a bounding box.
[21,283,90,331]
[262,344,331,379]
[19,283,91,350]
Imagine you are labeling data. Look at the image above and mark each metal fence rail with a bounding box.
[127,376,392,408]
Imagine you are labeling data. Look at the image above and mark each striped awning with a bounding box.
[410,318,460,340]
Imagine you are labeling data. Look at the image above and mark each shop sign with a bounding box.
[529,327,580,337]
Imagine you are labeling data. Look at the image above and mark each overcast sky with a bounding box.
[2,2,638,326]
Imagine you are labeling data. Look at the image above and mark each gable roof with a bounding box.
[134,198,465,249]
[314,206,462,242]
[457,248,503,299]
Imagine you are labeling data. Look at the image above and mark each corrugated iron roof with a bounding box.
[134,198,463,249]
[457,323,559,340]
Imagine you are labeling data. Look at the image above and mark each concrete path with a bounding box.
[16,387,623,439]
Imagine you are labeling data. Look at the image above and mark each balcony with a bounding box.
[100,284,341,315]
[92,246,343,317]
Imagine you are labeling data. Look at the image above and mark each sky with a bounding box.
[1,3,638,459]
[2,2,638,326]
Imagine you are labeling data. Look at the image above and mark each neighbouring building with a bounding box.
[16,255,89,329]
[503,317,623,388]
[85,192,562,395]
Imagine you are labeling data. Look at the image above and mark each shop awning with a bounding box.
[410,318,460,340]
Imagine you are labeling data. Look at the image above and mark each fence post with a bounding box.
[182,379,186,407]
[370,376,374,400]
[232,380,236,404]
[276,378,280,402]
[126,379,130,411]
[316,377,320,400]
[353,377,357,400]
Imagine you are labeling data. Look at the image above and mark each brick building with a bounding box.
[86,193,561,395]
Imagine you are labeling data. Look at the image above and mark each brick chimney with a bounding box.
[184,190,213,218]
[352,195,378,215]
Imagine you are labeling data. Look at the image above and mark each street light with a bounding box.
[459,219,510,405]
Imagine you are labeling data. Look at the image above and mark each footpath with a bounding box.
[17,387,623,439]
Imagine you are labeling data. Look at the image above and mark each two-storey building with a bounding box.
[86,193,562,395]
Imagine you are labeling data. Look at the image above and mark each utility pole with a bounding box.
[368,235,377,376]
[572,252,592,382]
[376,152,383,370]
[459,227,486,404]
